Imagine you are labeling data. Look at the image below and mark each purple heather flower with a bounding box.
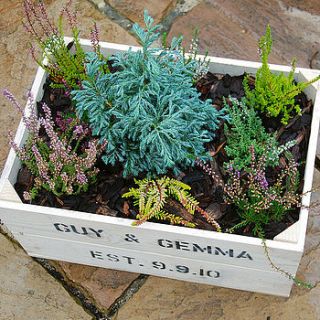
[74,125,84,136]
[255,170,269,189]
[90,22,100,53]
[61,0,77,29]
[55,114,65,130]
[32,144,51,184]
[76,172,88,185]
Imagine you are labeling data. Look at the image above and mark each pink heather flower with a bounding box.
[61,0,77,29]
[269,194,277,201]
[90,22,100,53]
[32,145,50,183]
[74,125,84,136]
[25,91,39,135]
[76,172,88,185]
[37,0,58,35]
[4,89,39,156]
[29,44,38,63]
[255,170,269,189]
[66,184,73,194]
[40,105,69,161]
[8,131,29,161]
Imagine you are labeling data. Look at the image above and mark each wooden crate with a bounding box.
[0,39,320,297]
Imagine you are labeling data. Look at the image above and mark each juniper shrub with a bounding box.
[72,11,225,178]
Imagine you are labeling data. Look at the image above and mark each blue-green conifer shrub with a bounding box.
[72,11,224,177]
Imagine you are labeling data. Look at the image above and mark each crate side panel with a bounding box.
[88,39,320,80]
[0,180,22,202]
[0,66,47,189]
[298,83,320,249]
[16,233,293,297]
[273,221,299,243]
[0,205,302,273]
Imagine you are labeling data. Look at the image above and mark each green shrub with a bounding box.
[72,11,225,177]
[23,0,97,90]
[243,25,320,125]
[224,146,300,236]
[224,98,295,171]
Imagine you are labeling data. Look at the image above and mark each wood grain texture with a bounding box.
[0,203,302,272]
[17,233,294,297]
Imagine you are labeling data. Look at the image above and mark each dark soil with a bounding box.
[14,72,312,239]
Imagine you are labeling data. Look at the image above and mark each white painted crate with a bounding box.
[0,39,320,297]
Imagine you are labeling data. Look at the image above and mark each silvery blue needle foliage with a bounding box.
[72,11,225,177]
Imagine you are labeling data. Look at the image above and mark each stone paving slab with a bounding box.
[168,0,320,67]
[51,261,139,312]
[0,232,92,320]
[105,0,177,24]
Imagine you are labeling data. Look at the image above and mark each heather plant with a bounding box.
[23,0,101,90]
[224,98,296,170]
[224,145,313,288]
[123,177,221,230]
[243,25,320,125]
[162,28,210,81]
[224,145,300,236]
[72,11,225,177]
[3,90,103,200]
[184,28,210,81]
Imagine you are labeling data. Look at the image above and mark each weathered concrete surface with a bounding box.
[0,233,91,320]
[105,0,177,24]
[168,0,320,67]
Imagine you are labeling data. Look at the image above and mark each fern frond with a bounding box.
[154,210,195,228]
[195,205,221,232]
[123,177,211,228]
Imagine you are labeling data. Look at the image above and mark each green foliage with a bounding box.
[72,11,225,177]
[243,25,320,125]
[23,0,92,90]
[224,146,300,236]
[123,177,220,230]
[224,98,296,170]
[41,29,87,90]
[5,90,102,200]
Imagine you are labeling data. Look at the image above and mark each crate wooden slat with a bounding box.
[0,199,302,273]
[15,233,294,297]
[0,39,320,297]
